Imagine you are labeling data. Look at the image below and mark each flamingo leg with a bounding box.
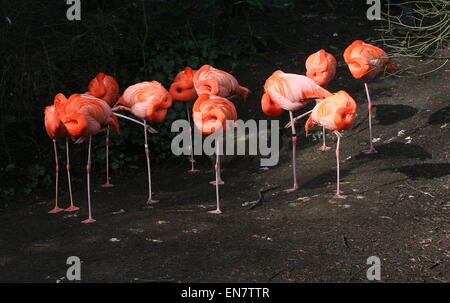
[48,139,64,213]
[209,139,222,214]
[185,102,199,173]
[82,137,96,223]
[362,82,378,154]
[318,126,331,151]
[64,138,79,212]
[144,119,159,204]
[209,153,225,185]
[101,126,114,187]
[334,131,347,199]
[285,111,298,192]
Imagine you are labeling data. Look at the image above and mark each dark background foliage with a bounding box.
[0,0,293,200]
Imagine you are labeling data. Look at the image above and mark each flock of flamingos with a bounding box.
[44,40,397,223]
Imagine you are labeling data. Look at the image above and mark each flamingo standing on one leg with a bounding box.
[57,93,120,223]
[306,49,337,151]
[192,94,237,214]
[261,70,332,192]
[193,64,249,185]
[114,81,172,204]
[44,96,79,213]
[305,91,357,198]
[169,66,200,173]
[86,72,120,187]
[343,40,398,154]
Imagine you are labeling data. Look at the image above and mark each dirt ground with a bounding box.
[0,1,449,282]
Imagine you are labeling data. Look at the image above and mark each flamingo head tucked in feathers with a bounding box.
[169,66,197,102]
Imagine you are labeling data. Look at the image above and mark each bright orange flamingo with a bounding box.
[44,95,79,213]
[261,70,332,192]
[193,64,249,100]
[114,81,172,204]
[169,66,200,172]
[306,49,337,151]
[86,72,120,187]
[192,94,237,214]
[344,40,397,154]
[305,91,357,198]
[57,93,120,223]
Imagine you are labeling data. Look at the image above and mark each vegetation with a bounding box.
[0,0,293,201]
[377,0,449,76]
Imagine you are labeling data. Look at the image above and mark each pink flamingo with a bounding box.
[57,93,120,223]
[192,94,237,214]
[193,64,249,185]
[344,40,397,154]
[169,66,200,172]
[85,72,120,187]
[305,91,357,198]
[44,95,79,213]
[305,49,337,151]
[114,81,172,204]
[261,70,332,192]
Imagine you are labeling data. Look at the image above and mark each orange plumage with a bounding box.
[261,70,332,116]
[343,40,397,80]
[86,72,120,107]
[57,93,119,140]
[117,81,172,123]
[192,94,237,135]
[305,91,357,136]
[193,65,249,100]
[306,49,336,86]
[169,67,198,102]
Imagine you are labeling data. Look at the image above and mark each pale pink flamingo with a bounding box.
[261,70,332,192]
[305,91,357,198]
[114,81,172,204]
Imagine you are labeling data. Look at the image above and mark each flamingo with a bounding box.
[192,94,237,214]
[343,40,398,154]
[305,49,337,151]
[44,95,79,213]
[113,81,172,204]
[57,93,120,223]
[261,70,332,192]
[169,66,200,173]
[305,91,357,198]
[193,64,249,185]
[193,64,249,100]
[85,72,120,187]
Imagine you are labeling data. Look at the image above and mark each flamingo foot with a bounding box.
[48,207,64,214]
[81,217,96,224]
[187,168,200,173]
[210,180,224,185]
[284,185,299,193]
[318,145,331,151]
[64,205,80,212]
[334,194,347,199]
[146,198,159,204]
[362,147,378,154]
[101,182,114,188]
[208,209,222,215]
